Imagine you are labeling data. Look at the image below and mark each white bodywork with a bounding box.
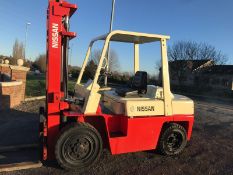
[103,85,193,117]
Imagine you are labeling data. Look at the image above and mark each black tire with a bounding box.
[158,123,187,156]
[55,122,103,170]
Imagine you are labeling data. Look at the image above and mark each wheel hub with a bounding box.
[64,137,91,160]
[166,132,182,151]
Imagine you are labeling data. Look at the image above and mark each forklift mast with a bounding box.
[45,0,77,160]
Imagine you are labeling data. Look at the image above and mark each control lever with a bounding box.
[64,97,85,105]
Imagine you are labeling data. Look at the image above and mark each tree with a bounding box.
[85,60,97,79]
[12,39,25,60]
[168,41,228,64]
[167,41,228,86]
[70,67,81,78]
[90,49,120,73]
[33,54,46,72]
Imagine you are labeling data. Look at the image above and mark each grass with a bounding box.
[26,73,76,97]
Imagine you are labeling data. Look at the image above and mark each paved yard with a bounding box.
[0,98,232,175]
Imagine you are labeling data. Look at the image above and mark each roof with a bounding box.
[91,30,170,44]
[169,59,212,71]
[204,65,233,75]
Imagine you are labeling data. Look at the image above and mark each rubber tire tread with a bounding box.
[55,122,103,170]
[158,123,187,156]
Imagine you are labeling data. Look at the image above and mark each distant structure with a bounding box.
[0,59,30,110]
[160,59,233,91]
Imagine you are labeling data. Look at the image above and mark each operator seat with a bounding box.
[116,71,147,97]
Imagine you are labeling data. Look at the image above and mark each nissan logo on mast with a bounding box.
[52,23,59,48]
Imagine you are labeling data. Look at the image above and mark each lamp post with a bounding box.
[24,22,31,60]
[104,0,116,86]
[109,0,116,33]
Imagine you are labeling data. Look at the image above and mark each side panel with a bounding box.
[102,115,194,155]
[173,115,194,140]
[172,100,194,115]
[106,116,173,154]
[125,100,165,117]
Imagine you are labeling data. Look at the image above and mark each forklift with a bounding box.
[40,0,194,170]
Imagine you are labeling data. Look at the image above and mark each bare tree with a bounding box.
[12,39,25,60]
[198,43,228,64]
[90,49,120,73]
[168,41,228,64]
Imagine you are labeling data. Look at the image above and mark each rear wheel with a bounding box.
[158,123,187,155]
[55,122,102,170]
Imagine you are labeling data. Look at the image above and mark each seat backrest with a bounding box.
[132,71,147,94]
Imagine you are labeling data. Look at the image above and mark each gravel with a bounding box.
[0,98,232,175]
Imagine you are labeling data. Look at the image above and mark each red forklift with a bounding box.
[40,0,194,170]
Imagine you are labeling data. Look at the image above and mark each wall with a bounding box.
[0,81,23,110]
[0,64,29,110]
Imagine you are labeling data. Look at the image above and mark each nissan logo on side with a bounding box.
[52,23,59,49]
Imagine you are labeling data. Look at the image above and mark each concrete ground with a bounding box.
[0,98,232,175]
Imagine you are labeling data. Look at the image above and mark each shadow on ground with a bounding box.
[0,101,43,165]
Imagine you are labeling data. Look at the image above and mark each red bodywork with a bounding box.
[44,0,194,161]
[63,109,194,155]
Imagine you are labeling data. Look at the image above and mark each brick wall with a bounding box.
[0,82,23,110]
[11,69,27,100]
[0,64,29,110]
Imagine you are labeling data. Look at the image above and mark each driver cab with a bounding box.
[74,30,174,117]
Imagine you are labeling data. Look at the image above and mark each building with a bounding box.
[202,65,233,90]
[165,59,233,91]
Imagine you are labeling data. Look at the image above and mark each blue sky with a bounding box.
[0,0,232,74]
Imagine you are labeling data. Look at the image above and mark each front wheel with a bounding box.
[55,122,103,170]
[158,123,187,155]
